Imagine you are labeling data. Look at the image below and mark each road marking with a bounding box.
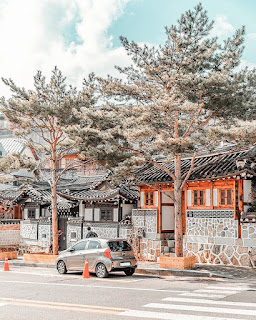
[145,303,256,316]
[119,310,245,320]
[179,293,226,299]
[0,303,7,307]
[0,297,127,315]
[0,280,187,293]
[163,297,256,308]
[194,289,239,294]
[206,285,249,291]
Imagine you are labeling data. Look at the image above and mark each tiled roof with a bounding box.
[0,137,25,154]
[133,146,256,184]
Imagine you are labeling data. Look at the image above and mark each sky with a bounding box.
[0,0,255,98]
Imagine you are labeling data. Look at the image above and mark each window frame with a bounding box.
[188,188,207,209]
[100,208,113,221]
[217,188,233,208]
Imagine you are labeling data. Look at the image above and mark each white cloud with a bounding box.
[247,33,256,41]
[239,59,256,70]
[212,15,234,37]
[0,0,131,98]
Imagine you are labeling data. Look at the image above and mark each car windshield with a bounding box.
[108,240,132,252]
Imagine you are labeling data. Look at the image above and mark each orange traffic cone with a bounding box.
[3,257,10,271]
[82,259,90,278]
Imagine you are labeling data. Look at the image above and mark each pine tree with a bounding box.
[71,3,256,257]
[0,67,96,255]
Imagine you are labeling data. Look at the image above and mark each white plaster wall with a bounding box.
[162,191,174,203]
[113,208,118,222]
[122,204,134,218]
[94,208,100,221]
[85,208,93,221]
[243,180,252,202]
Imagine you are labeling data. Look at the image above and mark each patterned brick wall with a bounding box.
[0,223,21,246]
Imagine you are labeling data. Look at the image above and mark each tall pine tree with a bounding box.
[1,67,96,254]
[70,3,256,257]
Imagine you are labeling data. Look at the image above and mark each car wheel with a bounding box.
[57,260,67,274]
[124,268,135,276]
[95,263,108,278]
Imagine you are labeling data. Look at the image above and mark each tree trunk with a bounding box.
[174,155,183,257]
[51,150,58,255]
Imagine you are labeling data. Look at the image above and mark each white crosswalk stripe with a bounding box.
[119,284,254,319]
[179,292,226,299]
[119,310,245,320]
[193,289,239,294]
[145,303,256,316]
[163,297,256,308]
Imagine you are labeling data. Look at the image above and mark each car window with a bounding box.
[72,241,87,251]
[88,240,102,250]
[108,241,132,252]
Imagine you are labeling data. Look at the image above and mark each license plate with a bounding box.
[120,262,131,267]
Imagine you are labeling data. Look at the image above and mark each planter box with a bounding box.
[23,253,58,264]
[160,255,196,270]
[0,251,18,260]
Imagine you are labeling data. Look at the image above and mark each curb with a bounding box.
[0,260,218,278]
[0,260,250,279]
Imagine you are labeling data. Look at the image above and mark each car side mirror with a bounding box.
[69,248,75,252]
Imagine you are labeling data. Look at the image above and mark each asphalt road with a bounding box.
[0,266,256,320]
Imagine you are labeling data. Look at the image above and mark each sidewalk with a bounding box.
[1,257,256,280]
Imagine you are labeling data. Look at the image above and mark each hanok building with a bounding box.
[131,146,256,267]
[0,174,138,253]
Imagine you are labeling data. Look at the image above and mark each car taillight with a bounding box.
[104,248,112,259]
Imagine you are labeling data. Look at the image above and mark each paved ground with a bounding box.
[0,265,256,320]
[1,258,256,279]
[138,261,256,279]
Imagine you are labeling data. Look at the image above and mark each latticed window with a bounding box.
[145,192,154,206]
[220,189,233,206]
[193,190,205,206]
[100,208,113,221]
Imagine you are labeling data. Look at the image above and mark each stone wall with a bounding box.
[0,223,21,246]
[67,221,83,248]
[184,210,256,267]
[20,220,52,252]
[84,223,118,239]
[131,237,161,261]
[38,223,51,248]
[132,209,157,239]
[119,224,132,239]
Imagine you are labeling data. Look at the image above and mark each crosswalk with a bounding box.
[119,283,255,319]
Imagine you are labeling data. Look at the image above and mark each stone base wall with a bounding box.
[0,223,20,246]
[119,225,132,239]
[20,220,52,253]
[185,210,256,267]
[131,238,161,261]
[67,222,82,248]
[132,209,157,239]
[84,223,118,239]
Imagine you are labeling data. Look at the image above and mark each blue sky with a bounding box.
[108,0,256,64]
[0,0,255,97]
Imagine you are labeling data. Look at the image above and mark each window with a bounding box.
[108,240,132,252]
[88,240,101,250]
[219,189,233,206]
[71,232,77,240]
[193,190,205,206]
[100,208,113,221]
[72,241,87,251]
[145,191,154,206]
[28,209,35,218]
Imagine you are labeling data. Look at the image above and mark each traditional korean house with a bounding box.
[131,145,256,266]
[56,175,138,248]
[0,173,138,252]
